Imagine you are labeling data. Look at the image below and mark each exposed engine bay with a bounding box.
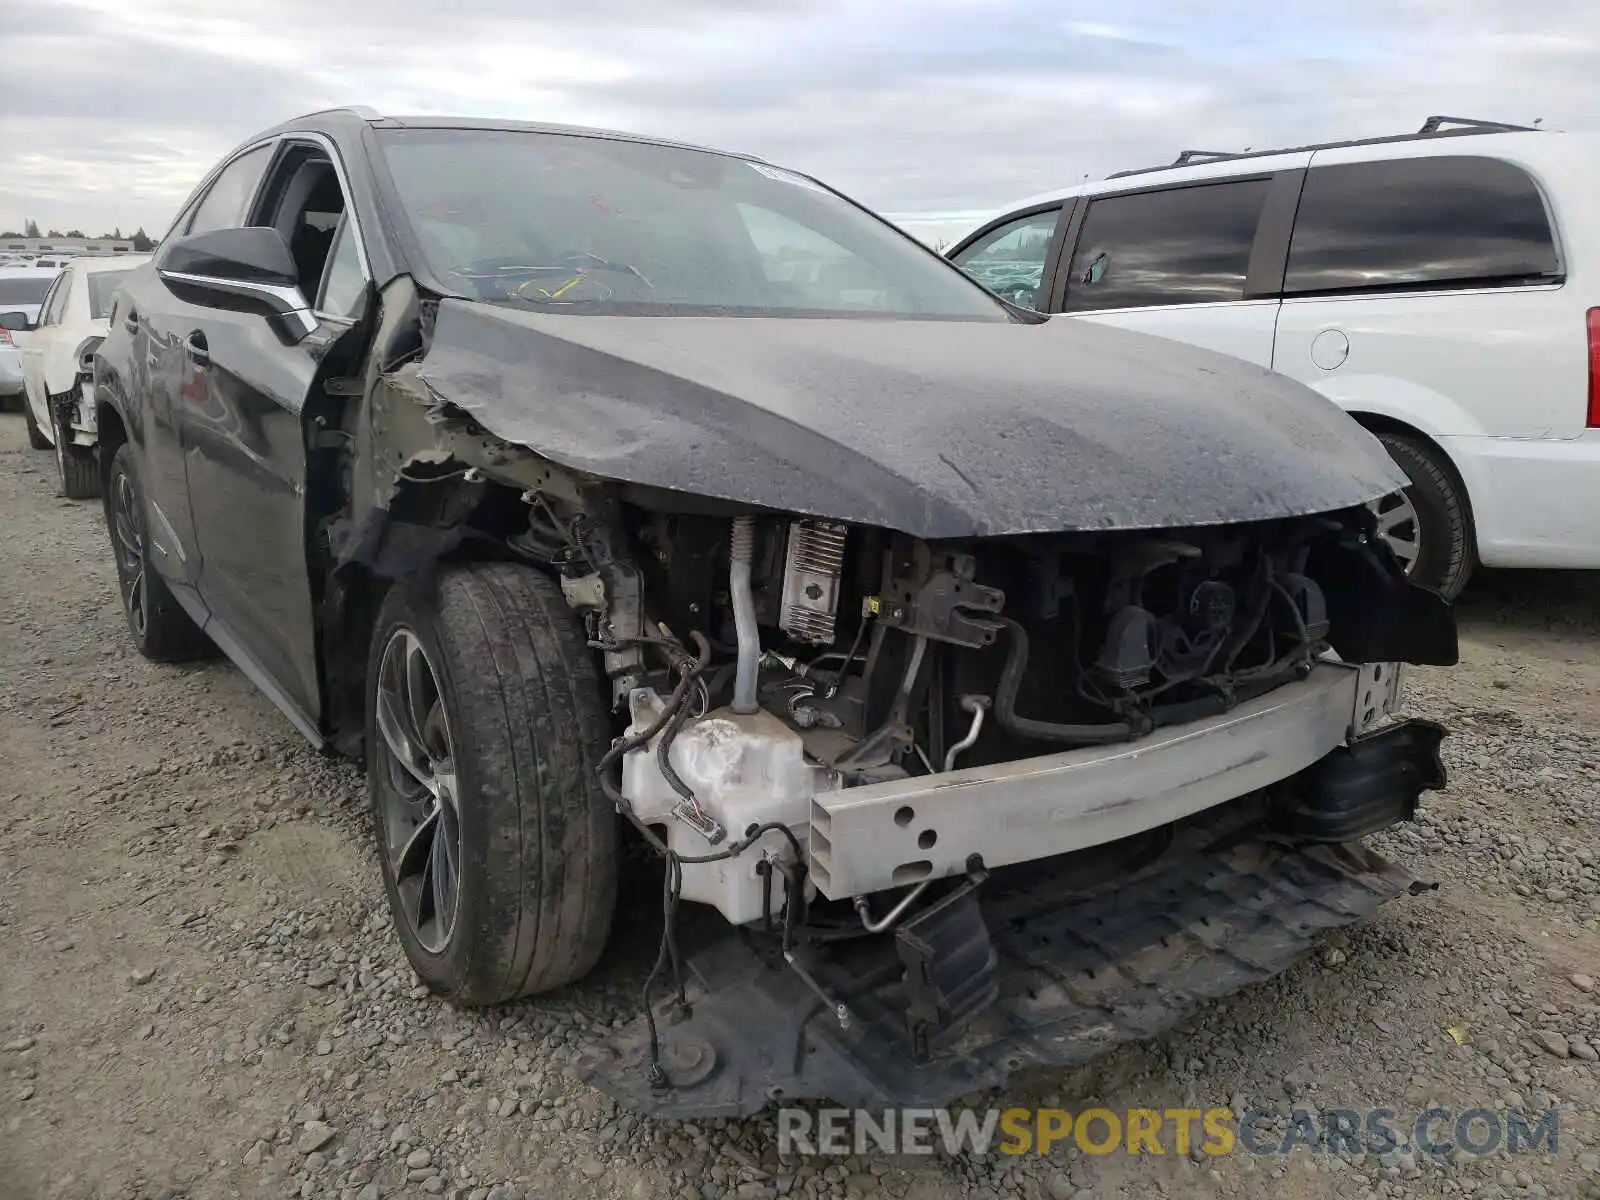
[477,492,1452,1110]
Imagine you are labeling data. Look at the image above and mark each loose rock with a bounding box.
[1533,1031,1570,1059]
[297,1124,337,1155]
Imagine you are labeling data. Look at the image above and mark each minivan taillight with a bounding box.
[0,329,11,347]
[1589,308,1600,428]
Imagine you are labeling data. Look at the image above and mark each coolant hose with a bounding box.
[995,618,1135,745]
[729,517,760,713]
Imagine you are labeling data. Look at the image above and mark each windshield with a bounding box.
[377,128,1009,320]
[0,276,53,305]
[87,270,134,320]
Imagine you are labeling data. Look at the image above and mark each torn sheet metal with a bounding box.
[414,299,1408,540]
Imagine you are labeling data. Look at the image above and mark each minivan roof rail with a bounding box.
[1106,115,1541,179]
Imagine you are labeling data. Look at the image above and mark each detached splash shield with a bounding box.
[576,840,1422,1117]
[573,722,1444,1117]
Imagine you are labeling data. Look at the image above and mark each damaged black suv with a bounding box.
[95,107,1457,1117]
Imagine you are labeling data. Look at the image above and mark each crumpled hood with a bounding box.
[416,300,1407,538]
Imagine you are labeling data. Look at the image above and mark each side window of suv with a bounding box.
[316,214,368,320]
[1284,156,1560,294]
[1063,179,1270,312]
[185,144,274,237]
[950,209,1061,310]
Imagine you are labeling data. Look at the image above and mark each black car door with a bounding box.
[129,142,277,607]
[116,263,207,606]
[179,140,372,739]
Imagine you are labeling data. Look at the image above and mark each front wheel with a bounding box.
[367,563,617,1005]
[1372,433,1476,601]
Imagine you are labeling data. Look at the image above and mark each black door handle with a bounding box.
[185,331,209,367]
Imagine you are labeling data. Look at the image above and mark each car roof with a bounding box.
[75,254,151,273]
[246,106,763,166]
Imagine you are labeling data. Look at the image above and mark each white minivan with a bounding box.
[949,116,1600,598]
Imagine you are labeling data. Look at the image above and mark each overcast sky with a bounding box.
[2,0,1596,245]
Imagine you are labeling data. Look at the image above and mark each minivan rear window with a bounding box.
[1284,156,1559,295]
[1063,179,1271,312]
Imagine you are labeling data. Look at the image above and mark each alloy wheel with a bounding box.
[111,471,148,637]
[375,628,463,953]
[1369,490,1422,575]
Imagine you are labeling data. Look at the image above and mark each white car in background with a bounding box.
[948,116,1600,599]
[14,255,149,498]
[0,267,59,412]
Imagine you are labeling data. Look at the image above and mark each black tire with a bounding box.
[103,444,211,661]
[367,562,617,1005]
[1376,432,1476,600]
[51,393,99,499]
[23,395,51,450]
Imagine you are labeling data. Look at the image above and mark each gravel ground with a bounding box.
[1,410,1598,1200]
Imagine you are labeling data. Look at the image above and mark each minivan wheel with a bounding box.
[367,563,617,1005]
[51,393,99,499]
[103,444,211,661]
[1373,432,1476,600]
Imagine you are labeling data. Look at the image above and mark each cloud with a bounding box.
[2,0,1597,239]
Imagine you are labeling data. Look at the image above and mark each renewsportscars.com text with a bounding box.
[777,1105,1561,1158]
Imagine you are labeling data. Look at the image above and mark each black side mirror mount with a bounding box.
[157,227,315,342]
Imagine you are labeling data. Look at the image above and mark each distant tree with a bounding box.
[46,229,62,238]
[112,226,123,240]
[64,229,85,239]
[24,218,40,238]
[131,227,154,252]
[0,230,20,239]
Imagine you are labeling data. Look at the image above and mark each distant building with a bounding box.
[0,236,138,255]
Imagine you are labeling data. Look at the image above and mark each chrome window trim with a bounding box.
[164,128,374,328]
[275,129,374,310]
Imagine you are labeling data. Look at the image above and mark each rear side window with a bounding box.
[1064,179,1270,311]
[951,208,1061,310]
[42,272,72,325]
[1284,156,1559,295]
[87,270,135,319]
[185,144,274,237]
